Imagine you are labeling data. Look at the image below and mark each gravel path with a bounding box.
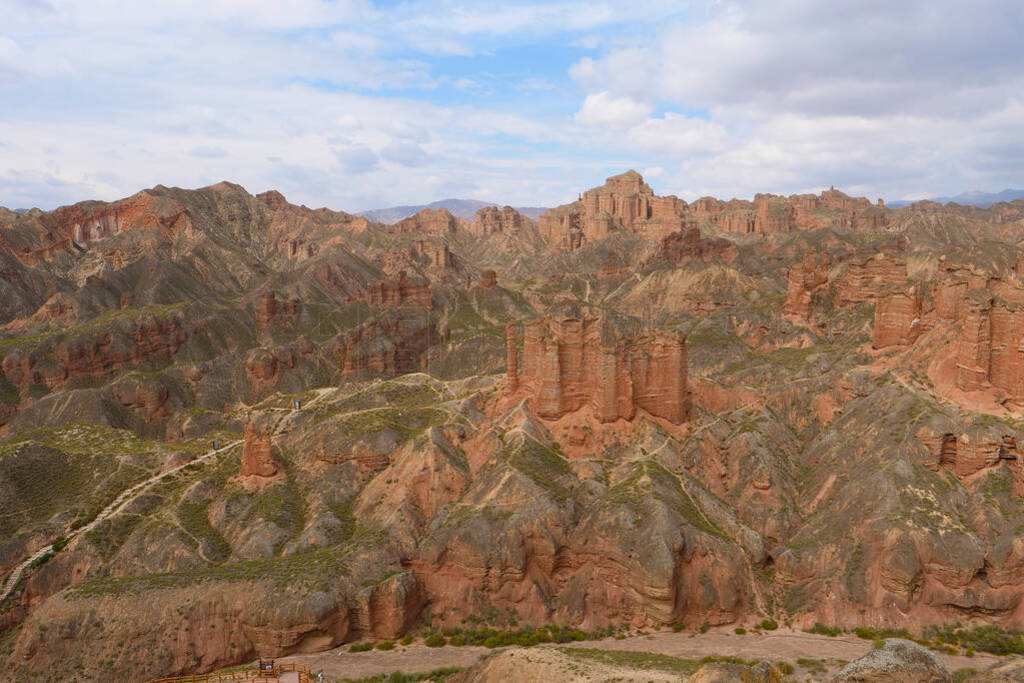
[276,628,1001,681]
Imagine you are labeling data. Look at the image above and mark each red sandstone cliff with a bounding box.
[508,314,688,424]
[650,227,737,266]
[387,208,463,235]
[364,271,432,309]
[471,206,531,237]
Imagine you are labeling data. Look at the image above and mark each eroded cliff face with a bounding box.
[537,171,891,252]
[509,314,688,424]
[364,271,432,309]
[471,206,531,237]
[783,253,829,323]
[650,227,737,266]
[388,207,463,235]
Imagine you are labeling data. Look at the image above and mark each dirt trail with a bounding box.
[0,389,331,605]
[275,628,1000,681]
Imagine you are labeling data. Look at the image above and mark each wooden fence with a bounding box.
[147,661,314,683]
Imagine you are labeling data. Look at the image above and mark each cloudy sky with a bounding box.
[1,0,1022,211]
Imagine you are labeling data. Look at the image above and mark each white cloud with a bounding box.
[575,91,652,129]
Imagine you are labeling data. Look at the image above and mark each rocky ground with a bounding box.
[1,172,1024,680]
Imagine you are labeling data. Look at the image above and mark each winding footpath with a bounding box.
[0,388,332,606]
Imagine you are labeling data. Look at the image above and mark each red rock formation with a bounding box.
[471,206,529,237]
[954,292,1024,401]
[918,427,1024,496]
[538,171,687,249]
[596,251,625,279]
[537,172,891,251]
[512,315,688,424]
[650,228,737,266]
[252,293,299,329]
[835,253,908,306]
[477,270,497,290]
[411,240,453,269]
[239,421,279,478]
[0,315,188,391]
[872,286,922,348]
[364,271,432,309]
[388,208,461,235]
[783,253,830,322]
[333,312,436,377]
[505,324,518,390]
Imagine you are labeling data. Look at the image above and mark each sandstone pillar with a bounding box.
[505,324,518,391]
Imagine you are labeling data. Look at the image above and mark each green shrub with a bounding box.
[699,622,710,633]
[400,634,413,646]
[425,634,446,648]
[349,642,373,652]
[672,623,685,632]
[778,662,795,675]
[760,619,778,631]
[734,627,746,635]
[804,622,840,637]
[376,641,395,651]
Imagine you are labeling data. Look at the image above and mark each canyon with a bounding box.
[1,171,1024,680]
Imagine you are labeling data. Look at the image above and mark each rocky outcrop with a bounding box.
[954,292,1024,400]
[411,239,454,269]
[833,638,950,682]
[239,421,279,478]
[364,271,432,309]
[471,206,530,237]
[595,251,625,279]
[691,187,888,235]
[650,227,737,266]
[835,252,908,306]
[477,269,497,290]
[510,314,688,424]
[1,313,188,391]
[917,422,1024,494]
[388,208,462,235]
[872,286,922,348]
[333,310,436,377]
[783,253,830,322]
[253,293,299,330]
[539,171,687,249]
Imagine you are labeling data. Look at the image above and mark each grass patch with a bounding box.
[341,667,463,683]
[66,545,354,599]
[559,648,702,676]
[804,622,841,637]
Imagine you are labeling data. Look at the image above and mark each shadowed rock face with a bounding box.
[6,176,1024,680]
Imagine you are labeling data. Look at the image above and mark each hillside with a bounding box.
[1,171,1023,680]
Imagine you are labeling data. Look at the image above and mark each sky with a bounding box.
[1,0,1022,212]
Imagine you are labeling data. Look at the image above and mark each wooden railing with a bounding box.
[147,662,313,683]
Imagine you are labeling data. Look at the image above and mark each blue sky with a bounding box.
[1,0,1022,211]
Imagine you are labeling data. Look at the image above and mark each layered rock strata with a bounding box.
[651,227,737,266]
[872,287,922,348]
[363,271,432,309]
[471,206,529,237]
[509,314,688,424]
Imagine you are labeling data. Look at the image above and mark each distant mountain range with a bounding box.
[888,188,1024,209]
[358,198,549,224]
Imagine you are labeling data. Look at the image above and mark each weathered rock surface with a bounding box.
[833,638,951,682]
[471,205,531,237]
[510,312,688,423]
[650,227,737,266]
